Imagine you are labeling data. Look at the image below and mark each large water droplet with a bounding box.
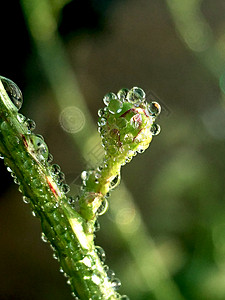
[108,99,123,114]
[120,295,130,300]
[95,246,106,263]
[150,123,161,136]
[0,76,23,110]
[47,153,54,163]
[56,171,65,184]
[98,108,104,117]
[148,101,161,116]
[97,199,109,216]
[51,164,61,174]
[109,174,120,190]
[62,184,70,194]
[17,114,26,123]
[117,88,129,99]
[106,268,115,280]
[26,118,36,131]
[127,87,145,103]
[41,232,48,243]
[111,278,121,290]
[103,92,117,106]
[30,135,49,163]
[94,220,101,232]
[23,196,30,204]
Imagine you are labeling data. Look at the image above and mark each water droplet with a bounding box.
[98,108,104,117]
[117,88,129,99]
[7,166,12,172]
[14,177,19,185]
[17,114,26,123]
[81,171,88,181]
[111,278,121,290]
[51,164,61,174]
[148,101,161,116]
[32,210,36,217]
[30,135,49,162]
[127,87,145,103]
[41,232,48,242]
[103,92,117,106]
[109,174,120,190]
[123,133,133,144]
[53,252,59,260]
[23,196,30,204]
[56,171,65,184]
[26,118,36,131]
[1,76,23,110]
[94,220,100,232]
[98,117,107,126]
[97,199,109,216]
[67,278,71,285]
[59,267,64,273]
[47,153,53,163]
[62,184,70,194]
[95,246,106,263]
[107,268,115,280]
[108,99,123,114]
[150,123,161,136]
[120,296,130,300]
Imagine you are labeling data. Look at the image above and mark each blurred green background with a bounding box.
[0,0,225,299]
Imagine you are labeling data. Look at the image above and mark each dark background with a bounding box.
[0,0,225,299]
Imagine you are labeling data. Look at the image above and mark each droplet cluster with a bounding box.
[98,87,161,165]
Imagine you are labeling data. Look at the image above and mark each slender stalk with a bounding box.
[0,78,123,299]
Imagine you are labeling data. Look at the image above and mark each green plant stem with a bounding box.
[19,1,186,299]
[0,79,121,300]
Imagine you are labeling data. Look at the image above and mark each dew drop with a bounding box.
[23,196,30,204]
[59,267,64,273]
[97,199,109,216]
[51,164,61,174]
[1,76,23,110]
[56,171,65,184]
[107,268,115,280]
[98,108,104,117]
[98,117,106,126]
[30,135,49,162]
[150,123,161,136]
[95,246,106,263]
[117,88,129,99]
[108,99,123,114]
[109,174,120,190]
[17,114,26,123]
[6,166,12,173]
[81,171,88,181]
[26,118,36,131]
[41,232,48,243]
[120,296,130,300]
[53,252,59,260]
[103,92,117,106]
[127,87,145,103]
[32,210,36,217]
[47,153,54,163]
[111,278,121,290]
[62,184,70,194]
[148,101,161,116]
[94,220,100,232]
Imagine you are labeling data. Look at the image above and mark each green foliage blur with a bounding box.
[0,1,225,299]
